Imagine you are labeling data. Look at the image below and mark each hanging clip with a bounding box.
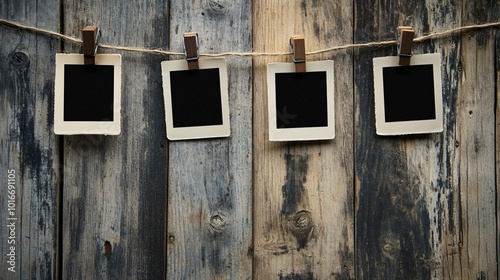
[183,32,199,70]
[290,35,306,72]
[397,26,414,66]
[82,26,100,65]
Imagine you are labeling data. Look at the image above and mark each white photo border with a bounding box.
[373,53,443,135]
[54,54,122,135]
[161,58,230,140]
[267,61,335,141]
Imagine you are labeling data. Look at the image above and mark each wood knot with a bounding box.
[291,210,313,233]
[381,240,400,260]
[9,51,30,70]
[209,213,227,233]
[383,243,394,254]
[288,210,314,250]
[207,0,230,13]
[263,242,289,255]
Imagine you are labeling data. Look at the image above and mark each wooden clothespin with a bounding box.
[397,26,414,66]
[184,32,199,70]
[82,26,100,65]
[290,35,306,72]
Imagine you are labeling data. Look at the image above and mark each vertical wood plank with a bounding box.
[0,1,60,279]
[167,0,253,279]
[458,1,499,278]
[354,0,463,278]
[253,1,354,278]
[62,1,168,278]
[496,29,500,280]
[355,0,499,279]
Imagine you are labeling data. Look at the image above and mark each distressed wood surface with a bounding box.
[166,0,253,279]
[354,0,498,279]
[457,1,498,278]
[0,1,60,279]
[354,1,459,278]
[496,29,500,279]
[61,1,168,279]
[0,1,499,279]
[252,1,354,279]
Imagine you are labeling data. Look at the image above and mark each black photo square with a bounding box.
[54,54,121,135]
[275,71,328,128]
[267,61,335,141]
[64,65,114,121]
[169,68,223,128]
[161,58,230,140]
[382,64,435,122]
[373,53,443,135]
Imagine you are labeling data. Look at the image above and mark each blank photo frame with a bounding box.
[54,54,121,135]
[373,53,443,135]
[161,58,230,140]
[267,60,335,141]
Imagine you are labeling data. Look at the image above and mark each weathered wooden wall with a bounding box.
[61,1,168,279]
[354,1,498,278]
[1,1,60,279]
[0,0,498,279]
[252,1,354,279]
[167,0,253,279]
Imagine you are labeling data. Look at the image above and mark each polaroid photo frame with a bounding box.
[373,53,443,135]
[54,54,121,135]
[267,60,335,141]
[161,58,230,140]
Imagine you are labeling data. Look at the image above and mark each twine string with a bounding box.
[1,19,499,57]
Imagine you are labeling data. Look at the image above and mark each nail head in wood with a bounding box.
[82,26,99,65]
[290,35,306,73]
[397,26,414,66]
[184,32,199,70]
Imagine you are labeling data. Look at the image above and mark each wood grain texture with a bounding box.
[0,1,60,279]
[457,1,499,278]
[355,0,498,279]
[496,29,500,280]
[354,0,455,279]
[167,0,253,279]
[61,1,168,279]
[0,1,498,279]
[252,1,354,279]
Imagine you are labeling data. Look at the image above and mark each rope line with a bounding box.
[1,19,499,57]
